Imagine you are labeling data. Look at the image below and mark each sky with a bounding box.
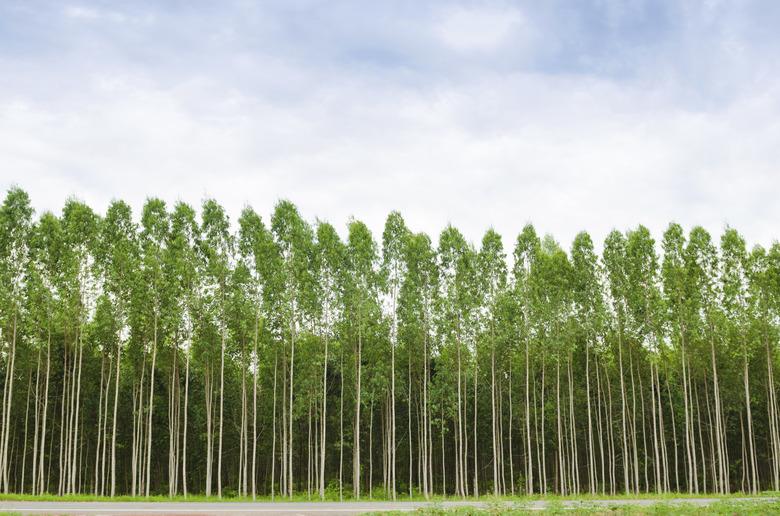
[2,0,779,253]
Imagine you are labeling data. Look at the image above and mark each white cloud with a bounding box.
[3,1,780,253]
[64,5,153,24]
[435,7,523,53]
[66,6,99,20]
[4,64,779,251]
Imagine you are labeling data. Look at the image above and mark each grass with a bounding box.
[366,497,780,515]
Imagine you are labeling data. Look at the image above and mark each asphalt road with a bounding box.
[0,498,772,515]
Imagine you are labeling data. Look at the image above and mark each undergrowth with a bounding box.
[0,490,776,504]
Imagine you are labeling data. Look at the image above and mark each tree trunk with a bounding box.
[218,296,225,499]
[509,365,514,496]
[271,351,278,500]
[491,314,498,497]
[146,310,158,498]
[354,302,362,500]
[617,314,629,495]
[339,346,344,502]
[110,293,123,498]
[39,333,51,495]
[253,300,259,500]
[183,301,192,499]
[369,396,374,499]
[320,301,329,500]
[456,313,465,499]
[473,343,478,497]
[391,275,397,502]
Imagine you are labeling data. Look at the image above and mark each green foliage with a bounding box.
[5,186,780,501]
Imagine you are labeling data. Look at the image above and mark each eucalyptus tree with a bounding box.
[59,198,98,495]
[477,229,507,496]
[625,226,667,494]
[491,283,519,496]
[12,190,780,497]
[603,230,633,494]
[137,198,170,498]
[625,226,669,493]
[513,224,540,494]
[533,235,574,494]
[437,224,476,498]
[399,231,437,498]
[88,294,118,496]
[24,218,57,495]
[97,200,139,497]
[344,219,380,499]
[200,198,233,498]
[227,259,255,498]
[160,235,187,499]
[381,211,409,501]
[29,211,63,494]
[571,231,605,494]
[752,243,780,491]
[398,233,436,498]
[270,200,313,498]
[238,206,273,499]
[755,242,780,490]
[356,284,389,501]
[167,202,200,498]
[685,226,728,493]
[662,223,699,493]
[721,227,758,493]
[0,187,33,493]
[555,241,577,495]
[313,220,344,499]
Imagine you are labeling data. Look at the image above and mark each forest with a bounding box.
[1,186,780,500]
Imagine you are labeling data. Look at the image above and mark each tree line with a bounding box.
[1,186,780,499]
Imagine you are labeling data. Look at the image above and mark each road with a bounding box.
[0,498,772,515]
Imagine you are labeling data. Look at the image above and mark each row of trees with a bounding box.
[2,186,780,499]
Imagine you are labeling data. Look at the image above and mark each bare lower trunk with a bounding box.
[146,313,158,498]
[253,307,259,500]
[271,352,278,501]
[320,304,329,500]
[339,347,344,502]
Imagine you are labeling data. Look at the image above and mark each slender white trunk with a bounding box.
[744,344,758,494]
[391,272,397,502]
[710,310,726,494]
[252,299,259,500]
[21,366,32,494]
[94,356,105,496]
[354,302,362,500]
[38,333,51,495]
[491,315,498,497]
[101,359,112,496]
[509,366,514,496]
[183,300,192,499]
[110,293,123,498]
[524,282,533,496]
[320,300,328,500]
[218,291,225,499]
[146,316,157,499]
[457,314,465,499]
[617,315,629,494]
[473,350,478,497]
[289,283,296,499]
[32,346,41,495]
[339,347,344,502]
[586,333,596,494]
[271,352,278,500]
